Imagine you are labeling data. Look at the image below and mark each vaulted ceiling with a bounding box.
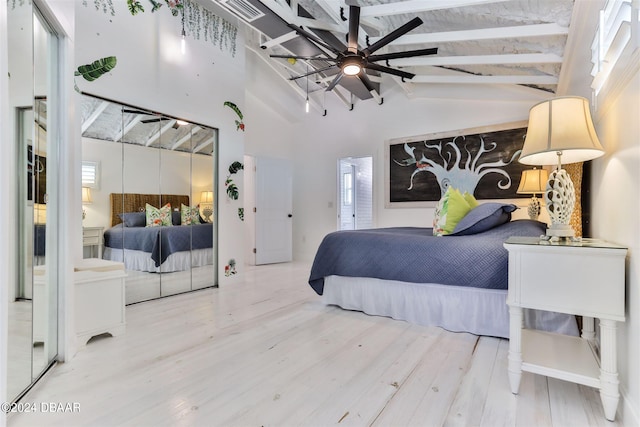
[218,0,575,107]
[79,95,216,155]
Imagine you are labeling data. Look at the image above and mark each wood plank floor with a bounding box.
[8,262,618,427]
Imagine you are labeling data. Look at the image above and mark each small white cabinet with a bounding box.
[82,226,104,259]
[504,237,627,421]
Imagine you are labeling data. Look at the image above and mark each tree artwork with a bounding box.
[388,126,529,204]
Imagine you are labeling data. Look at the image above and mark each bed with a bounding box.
[102,193,214,273]
[308,205,578,338]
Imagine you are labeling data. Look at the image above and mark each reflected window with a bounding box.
[81,160,99,188]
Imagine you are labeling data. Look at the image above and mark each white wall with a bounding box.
[75,1,246,285]
[592,70,640,425]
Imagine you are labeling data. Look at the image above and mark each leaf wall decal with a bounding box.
[74,56,118,82]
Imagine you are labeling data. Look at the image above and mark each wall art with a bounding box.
[385,121,530,207]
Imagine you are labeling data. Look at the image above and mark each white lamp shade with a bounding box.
[201,191,214,204]
[517,168,549,194]
[519,96,605,165]
[81,187,92,204]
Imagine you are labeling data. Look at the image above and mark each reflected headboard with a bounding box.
[109,193,190,227]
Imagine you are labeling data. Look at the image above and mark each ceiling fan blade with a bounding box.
[347,5,360,54]
[326,73,345,91]
[122,108,152,116]
[358,72,375,93]
[287,23,342,55]
[365,62,415,80]
[289,65,338,80]
[270,54,336,61]
[362,17,423,56]
[368,47,438,62]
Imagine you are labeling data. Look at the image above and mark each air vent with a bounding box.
[219,0,265,22]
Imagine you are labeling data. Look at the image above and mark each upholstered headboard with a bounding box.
[109,193,190,226]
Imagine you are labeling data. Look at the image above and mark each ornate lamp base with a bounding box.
[527,196,541,220]
[544,167,576,240]
[202,205,213,223]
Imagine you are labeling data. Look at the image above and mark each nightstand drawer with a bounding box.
[83,229,102,245]
[82,227,104,259]
[508,245,626,319]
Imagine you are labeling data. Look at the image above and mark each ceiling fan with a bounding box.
[122,108,183,129]
[270,3,438,97]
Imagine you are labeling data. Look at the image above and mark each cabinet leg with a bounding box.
[581,316,595,340]
[599,318,619,421]
[508,305,523,394]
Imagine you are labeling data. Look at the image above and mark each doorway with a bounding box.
[338,156,373,230]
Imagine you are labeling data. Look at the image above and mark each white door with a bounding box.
[339,164,356,230]
[255,157,293,264]
[338,157,373,230]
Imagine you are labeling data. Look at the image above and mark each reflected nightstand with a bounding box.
[82,226,104,259]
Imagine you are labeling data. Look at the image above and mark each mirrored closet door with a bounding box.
[8,1,60,403]
[79,93,218,305]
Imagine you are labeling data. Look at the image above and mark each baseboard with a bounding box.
[619,385,639,426]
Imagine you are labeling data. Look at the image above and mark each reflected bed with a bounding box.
[103,193,214,273]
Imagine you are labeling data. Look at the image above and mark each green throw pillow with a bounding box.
[181,203,201,225]
[463,191,478,209]
[433,187,473,236]
[146,203,173,227]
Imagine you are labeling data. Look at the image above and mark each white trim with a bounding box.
[0,0,11,422]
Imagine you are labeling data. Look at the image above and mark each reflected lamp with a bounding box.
[519,96,604,239]
[200,191,214,223]
[517,168,549,221]
[81,187,92,220]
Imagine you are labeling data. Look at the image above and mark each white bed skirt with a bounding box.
[103,247,213,273]
[322,275,579,339]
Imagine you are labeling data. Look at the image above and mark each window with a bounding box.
[81,161,99,189]
[343,172,353,206]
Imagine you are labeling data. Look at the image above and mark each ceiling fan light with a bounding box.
[343,63,361,75]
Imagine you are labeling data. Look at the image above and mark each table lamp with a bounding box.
[517,168,548,220]
[82,187,92,220]
[519,96,604,239]
[200,190,214,222]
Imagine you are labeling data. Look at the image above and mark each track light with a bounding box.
[181,10,186,55]
[305,64,310,113]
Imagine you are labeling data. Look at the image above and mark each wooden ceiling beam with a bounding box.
[371,23,569,46]
[389,53,563,67]
[410,74,559,85]
[360,0,504,17]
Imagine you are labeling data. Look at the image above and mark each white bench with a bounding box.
[73,258,126,347]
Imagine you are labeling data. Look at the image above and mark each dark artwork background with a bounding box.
[389,127,531,203]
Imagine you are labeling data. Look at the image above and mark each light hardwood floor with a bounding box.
[8,262,619,427]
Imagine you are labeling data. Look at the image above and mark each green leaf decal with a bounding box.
[225,177,239,200]
[74,56,117,82]
[150,0,162,12]
[228,161,244,175]
[223,101,243,120]
[127,0,145,15]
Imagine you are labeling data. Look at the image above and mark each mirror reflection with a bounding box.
[80,94,217,304]
[8,2,60,403]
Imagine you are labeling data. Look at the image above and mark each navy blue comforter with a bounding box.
[308,220,546,295]
[104,222,213,267]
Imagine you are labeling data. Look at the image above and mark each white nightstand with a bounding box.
[83,226,104,259]
[504,236,627,421]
